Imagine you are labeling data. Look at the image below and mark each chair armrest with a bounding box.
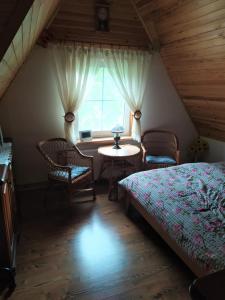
[48,161,73,182]
[50,161,72,172]
[69,147,95,179]
[61,148,94,168]
[73,146,93,160]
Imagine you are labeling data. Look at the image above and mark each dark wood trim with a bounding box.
[0,0,35,62]
[129,0,160,51]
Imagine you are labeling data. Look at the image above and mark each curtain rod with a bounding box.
[47,38,153,52]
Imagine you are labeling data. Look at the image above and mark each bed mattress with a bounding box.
[119,162,225,274]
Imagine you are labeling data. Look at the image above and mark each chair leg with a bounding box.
[92,181,96,201]
[43,181,51,213]
[91,170,96,201]
[67,186,73,208]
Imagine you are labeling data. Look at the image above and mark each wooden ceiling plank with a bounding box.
[160,30,225,49]
[135,0,155,9]
[130,0,160,50]
[49,37,148,48]
[173,77,225,86]
[177,84,225,99]
[183,97,225,104]
[157,0,225,34]
[159,17,225,45]
[51,20,145,36]
[139,0,182,19]
[159,13,225,48]
[161,36,225,58]
[159,10,225,46]
[186,105,225,119]
[165,65,225,73]
[50,26,149,41]
[193,119,225,130]
[162,43,225,61]
[163,56,225,70]
[199,131,225,142]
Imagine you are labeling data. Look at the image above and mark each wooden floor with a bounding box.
[8,184,194,299]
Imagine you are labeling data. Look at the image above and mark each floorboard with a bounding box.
[6,183,194,299]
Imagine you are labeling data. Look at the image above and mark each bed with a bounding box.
[119,162,225,277]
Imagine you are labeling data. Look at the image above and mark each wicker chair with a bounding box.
[141,130,180,170]
[37,138,96,204]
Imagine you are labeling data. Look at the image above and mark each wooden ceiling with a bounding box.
[133,0,225,142]
[0,0,225,142]
[46,0,150,47]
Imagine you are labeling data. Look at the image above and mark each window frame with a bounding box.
[78,62,131,138]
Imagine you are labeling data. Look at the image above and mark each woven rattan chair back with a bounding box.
[37,138,96,206]
[141,130,180,169]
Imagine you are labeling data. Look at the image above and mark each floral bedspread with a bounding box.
[119,162,225,274]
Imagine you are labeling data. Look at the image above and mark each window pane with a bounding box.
[102,101,125,131]
[102,69,123,101]
[85,68,103,101]
[78,64,130,137]
[79,101,102,131]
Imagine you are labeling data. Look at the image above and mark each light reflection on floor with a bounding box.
[73,212,126,278]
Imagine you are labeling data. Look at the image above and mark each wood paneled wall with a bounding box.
[132,0,225,142]
[47,0,149,47]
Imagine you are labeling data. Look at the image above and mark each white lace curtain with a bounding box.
[51,43,151,143]
[102,48,151,142]
[50,43,99,142]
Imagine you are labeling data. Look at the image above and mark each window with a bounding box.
[78,64,130,137]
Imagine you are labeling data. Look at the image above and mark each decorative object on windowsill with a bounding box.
[96,1,110,32]
[64,112,75,123]
[134,110,142,120]
[79,130,92,142]
[188,136,209,162]
[111,125,124,149]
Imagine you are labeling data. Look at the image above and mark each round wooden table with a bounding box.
[98,144,140,158]
[98,144,140,200]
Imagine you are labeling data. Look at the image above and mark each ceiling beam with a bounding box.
[130,0,160,51]
[0,0,35,62]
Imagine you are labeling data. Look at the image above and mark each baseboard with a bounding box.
[16,181,48,192]
[16,179,103,192]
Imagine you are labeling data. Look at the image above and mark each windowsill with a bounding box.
[76,136,134,150]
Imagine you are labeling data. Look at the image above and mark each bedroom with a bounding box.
[0,0,224,299]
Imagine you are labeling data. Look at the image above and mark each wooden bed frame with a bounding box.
[122,190,208,278]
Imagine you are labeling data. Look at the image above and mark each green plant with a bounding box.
[188,137,209,162]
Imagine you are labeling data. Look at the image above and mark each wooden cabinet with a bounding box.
[0,143,17,294]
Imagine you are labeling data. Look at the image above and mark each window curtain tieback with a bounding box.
[133,110,142,120]
[64,112,75,123]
